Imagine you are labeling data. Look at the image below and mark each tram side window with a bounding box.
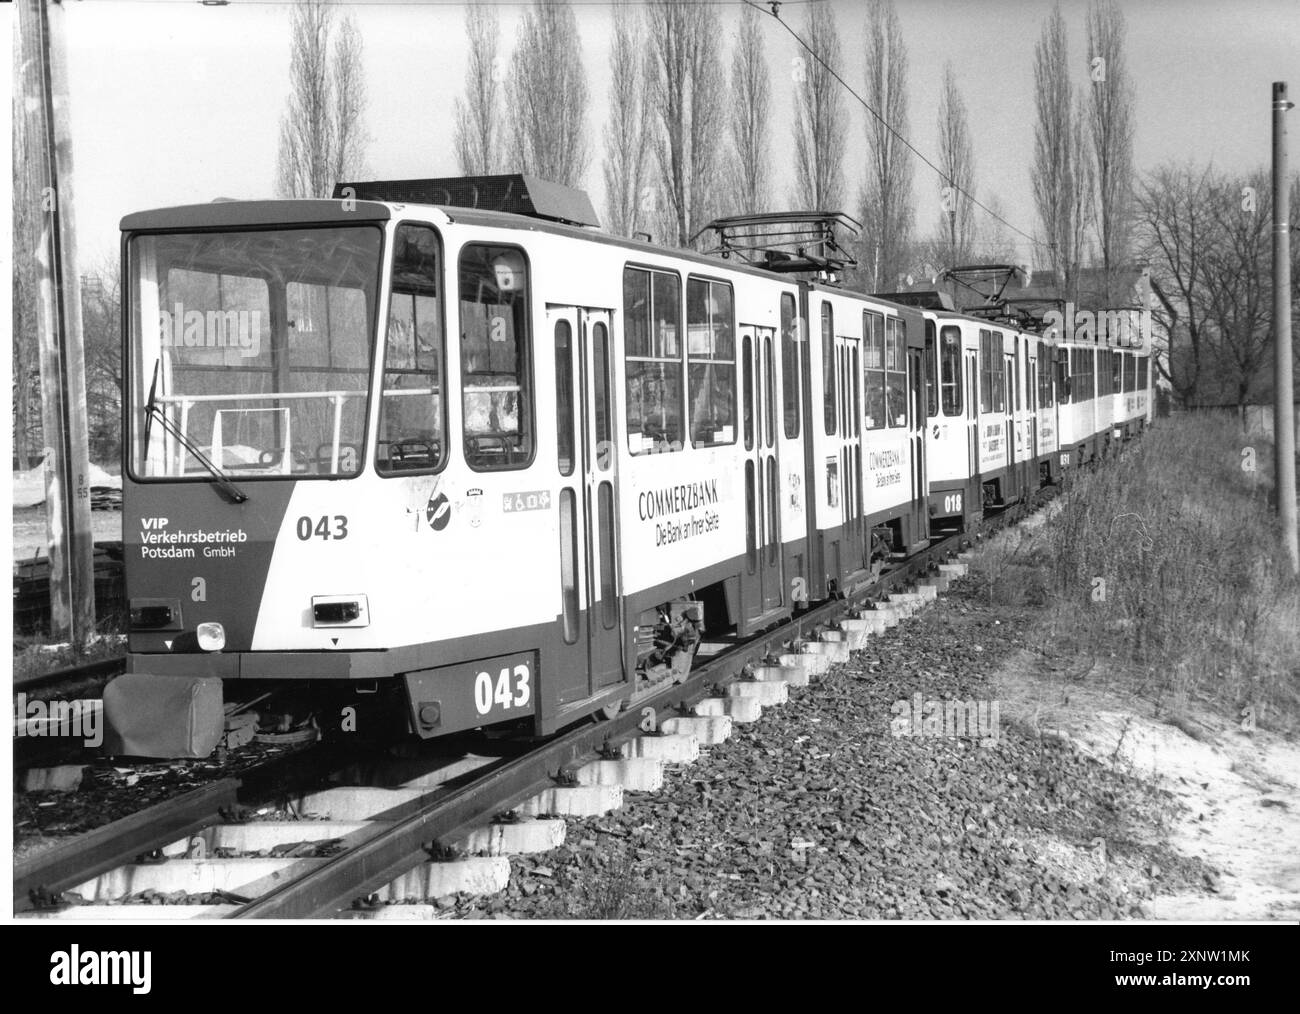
[864,310,885,429]
[939,325,962,415]
[555,320,575,476]
[885,317,907,426]
[1056,354,1070,404]
[924,320,937,418]
[460,243,533,470]
[822,303,837,435]
[1073,350,1091,402]
[780,293,800,439]
[686,278,736,447]
[1038,346,1054,407]
[625,266,683,454]
[1138,355,1148,389]
[979,330,993,413]
[993,335,1006,411]
[1013,339,1022,413]
[378,224,445,474]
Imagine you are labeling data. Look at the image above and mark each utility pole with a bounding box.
[18,0,96,642]
[1274,82,1298,575]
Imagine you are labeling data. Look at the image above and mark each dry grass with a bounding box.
[11,631,125,683]
[984,415,1300,731]
[554,856,682,920]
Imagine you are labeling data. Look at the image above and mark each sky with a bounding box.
[21,0,1300,270]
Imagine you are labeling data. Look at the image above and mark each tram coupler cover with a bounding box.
[102,674,225,758]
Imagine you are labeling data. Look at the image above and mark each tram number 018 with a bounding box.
[474,664,531,716]
[942,492,963,514]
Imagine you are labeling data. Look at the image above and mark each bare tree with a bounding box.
[454,4,505,175]
[275,0,369,198]
[1032,3,1073,287]
[505,0,589,188]
[935,63,975,265]
[792,1,845,212]
[645,0,728,248]
[1203,169,1300,413]
[1205,171,1272,412]
[331,14,368,186]
[859,0,914,291]
[80,259,123,464]
[602,6,653,235]
[729,3,771,216]
[1087,0,1135,302]
[1134,163,1218,406]
[1067,94,1096,301]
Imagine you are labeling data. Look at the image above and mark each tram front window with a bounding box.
[128,226,383,480]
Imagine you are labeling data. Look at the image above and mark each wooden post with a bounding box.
[18,0,96,643]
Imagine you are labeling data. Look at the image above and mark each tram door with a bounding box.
[548,306,625,705]
[1004,351,1017,497]
[906,344,928,546]
[1027,346,1039,470]
[966,349,979,482]
[841,335,865,570]
[740,325,783,625]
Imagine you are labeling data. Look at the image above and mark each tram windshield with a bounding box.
[128,226,383,479]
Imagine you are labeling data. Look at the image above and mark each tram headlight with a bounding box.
[196,622,226,652]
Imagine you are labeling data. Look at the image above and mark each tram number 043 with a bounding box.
[474,664,531,716]
[297,515,349,541]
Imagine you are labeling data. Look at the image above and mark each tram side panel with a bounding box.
[1032,334,1060,486]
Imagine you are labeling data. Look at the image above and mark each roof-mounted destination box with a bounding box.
[333,173,601,229]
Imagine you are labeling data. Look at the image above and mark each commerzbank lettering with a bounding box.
[637,480,719,521]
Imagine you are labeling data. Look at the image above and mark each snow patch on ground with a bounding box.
[995,649,1300,921]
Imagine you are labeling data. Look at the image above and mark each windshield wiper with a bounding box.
[143,360,160,452]
[142,380,249,503]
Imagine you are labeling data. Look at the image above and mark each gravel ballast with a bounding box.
[449,576,1213,920]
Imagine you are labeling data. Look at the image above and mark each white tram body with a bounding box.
[108,176,1152,757]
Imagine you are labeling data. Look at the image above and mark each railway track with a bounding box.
[14,740,355,915]
[14,489,1048,920]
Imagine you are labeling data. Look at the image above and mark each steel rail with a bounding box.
[14,777,240,911]
[232,498,1052,919]
[13,656,126,695]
